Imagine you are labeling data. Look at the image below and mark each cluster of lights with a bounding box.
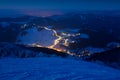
[23,25,81,55]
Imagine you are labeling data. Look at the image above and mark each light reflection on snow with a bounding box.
[42,26,81,55]
[19,24,81,55]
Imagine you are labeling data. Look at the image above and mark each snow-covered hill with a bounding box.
[0,11,120,80]
[0,57,120,80]
[0,43,120,79]
[17,27,57,47]
[0,12,120,52]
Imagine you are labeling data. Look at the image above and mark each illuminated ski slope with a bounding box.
[17,26,80,53]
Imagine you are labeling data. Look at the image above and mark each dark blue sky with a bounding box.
[0,0,120,17]
[0,0,120,10]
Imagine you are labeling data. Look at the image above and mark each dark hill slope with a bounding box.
[85,47,120,68]
[0,43,68,58]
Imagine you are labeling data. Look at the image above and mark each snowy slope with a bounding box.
[0,57,120,80]
[17,27,57,47]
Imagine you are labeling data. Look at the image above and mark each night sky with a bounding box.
[0,0,120,17]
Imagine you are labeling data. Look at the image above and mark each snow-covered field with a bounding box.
[0,57,120,80]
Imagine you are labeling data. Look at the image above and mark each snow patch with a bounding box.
[17,27,57,47]
[107,42,120,48]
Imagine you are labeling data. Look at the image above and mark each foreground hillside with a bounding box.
[0,43,120,79]
[0,57,120,80]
